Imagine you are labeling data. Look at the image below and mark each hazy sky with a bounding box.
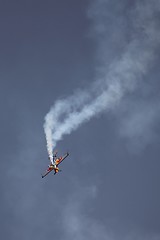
[1,1,160,240]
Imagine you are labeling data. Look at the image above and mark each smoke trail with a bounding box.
[44,0,160,156]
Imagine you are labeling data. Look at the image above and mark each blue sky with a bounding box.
[1,1,160,240]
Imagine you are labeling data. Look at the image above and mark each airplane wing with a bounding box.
[56,152,69,166]
[41,168,54,178]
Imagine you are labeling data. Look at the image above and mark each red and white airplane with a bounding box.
[41,151,69,178]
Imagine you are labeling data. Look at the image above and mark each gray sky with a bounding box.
[1,0,160,240]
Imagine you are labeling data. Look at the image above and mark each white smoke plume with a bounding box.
[44,0,160,157]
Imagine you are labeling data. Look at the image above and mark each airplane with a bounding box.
[41,151,69,178]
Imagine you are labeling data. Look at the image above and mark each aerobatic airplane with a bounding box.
[41,151,69,178]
